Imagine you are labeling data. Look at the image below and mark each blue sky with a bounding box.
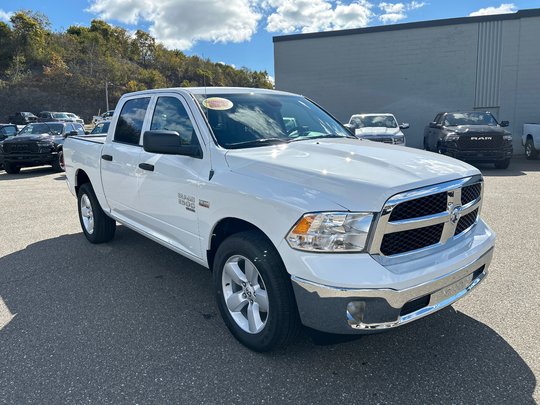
[1,0,539,79]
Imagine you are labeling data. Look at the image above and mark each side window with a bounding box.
[65,124,74,133]
[150,97,199,146]
[74,124,85,135]
[114,97,150,145]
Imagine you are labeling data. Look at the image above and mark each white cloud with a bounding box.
[378,1,426,24]
[0,9,13,22]
[469,3,516,17]
[88,0,261,50]
[264,0,374,34]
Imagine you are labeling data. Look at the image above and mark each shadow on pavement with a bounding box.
[0,227,536,404]
[0,166,58,180]
[474,156,540,177]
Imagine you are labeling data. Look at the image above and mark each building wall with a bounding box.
[274,13,540,152]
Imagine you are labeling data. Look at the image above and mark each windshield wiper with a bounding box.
[226,138,290,149]
[290,133,355,142]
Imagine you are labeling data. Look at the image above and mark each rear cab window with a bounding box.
[114,97,151,145]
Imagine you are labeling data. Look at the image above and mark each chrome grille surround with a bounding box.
[369,175,483,259]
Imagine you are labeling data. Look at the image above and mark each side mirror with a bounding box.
[429,121,437,128]
[67,130,79,137]
[399,123,410,130]
[500,120,509,127]
[143,130,202,158]
[343,123,356,134]
[84,131,90,135]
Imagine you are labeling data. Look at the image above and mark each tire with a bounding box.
[3,162,20,174]
[423,137,429,151]
[494,158,510,169]
[77,183,116,243]
[525,138,538,160]
[213,230,300,352]
[51,149,64,172]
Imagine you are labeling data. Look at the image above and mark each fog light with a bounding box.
[347,301,366,324]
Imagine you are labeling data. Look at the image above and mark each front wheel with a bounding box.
[213,231,300,352]
[51,150,64,172]
[525,139,538,160]
[494,158,511,169]
[77,183,116,243]
[3,162,20,174]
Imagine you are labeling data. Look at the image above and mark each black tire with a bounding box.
[525,138,538,160]
[423,137,429,151]
[494,158,511,169]
[4,162,20,174]
[77,183,116,243]
[213,230,300,352]
[51,149,64,172]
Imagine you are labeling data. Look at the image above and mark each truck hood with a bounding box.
[355,127,402,136]
[225,138,479,211]
[448,125,507,135]
[3,134,61,143]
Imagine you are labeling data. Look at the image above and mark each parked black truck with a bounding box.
[423,111,513,169]
[0,122,85,174]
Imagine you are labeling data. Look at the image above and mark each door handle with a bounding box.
[139,163,154,172]
[101,154,113,161]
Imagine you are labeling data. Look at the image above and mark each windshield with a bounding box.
[19,123,64,135]
[352,115,397,128]
[53,113,69,119]
[194,93,351,149]
[445,112,498,126]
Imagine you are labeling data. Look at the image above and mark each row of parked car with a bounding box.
[344,110,515,169]
[9,111,85,126]
[0,119,111,174]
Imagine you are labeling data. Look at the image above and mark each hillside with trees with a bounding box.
[0,11,273,122]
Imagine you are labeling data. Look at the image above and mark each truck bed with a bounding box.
[71,135,107,144]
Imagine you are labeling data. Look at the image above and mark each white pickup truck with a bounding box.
[522,123,540,159]
[64,87,495,351]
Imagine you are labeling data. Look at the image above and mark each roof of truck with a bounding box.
[120,87,295,98]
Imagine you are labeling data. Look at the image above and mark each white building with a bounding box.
[274,9,540,151]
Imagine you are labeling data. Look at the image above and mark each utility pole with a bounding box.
[105,79,109,112]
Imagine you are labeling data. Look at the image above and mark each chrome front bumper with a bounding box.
[291,247,493,334]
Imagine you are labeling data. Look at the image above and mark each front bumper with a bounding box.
[2,152,58,166]
[441,145,513,162]
[284,219,495,334]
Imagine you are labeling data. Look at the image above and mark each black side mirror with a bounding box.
[399,123,410,129]
[143,130,202,158]
[67,130,79,137]
[84,131,90,135]
[500,120,509,127]
[429,121,437,128]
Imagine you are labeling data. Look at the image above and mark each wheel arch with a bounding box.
[207,217,277,270]
[74,169,91,194]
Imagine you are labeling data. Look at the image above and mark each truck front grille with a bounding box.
[458,134,503,150]
[3,143,38,153]
[370,176,483,257]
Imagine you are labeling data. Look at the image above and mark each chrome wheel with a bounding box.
[222,255,269,334]
[80,194,94,234]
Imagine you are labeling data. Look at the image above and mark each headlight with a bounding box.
[503,134,512,141]
[37,142,52,147]
[393,135,405,144]
[286,212,374,252]
[445,133,459,141]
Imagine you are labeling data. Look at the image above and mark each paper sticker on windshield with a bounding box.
[202,97,233,111]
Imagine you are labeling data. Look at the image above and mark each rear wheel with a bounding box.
[77,183,116,243]
[525,139,538,160]
[213,231,300,352]
[3,162,20,174]
[423,137,429,151]
[494,158,510,169]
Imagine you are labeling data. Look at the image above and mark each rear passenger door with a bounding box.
[136,94,210,259]
[101,97,151,223]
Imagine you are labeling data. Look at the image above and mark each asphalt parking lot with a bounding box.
[0,158,538,404]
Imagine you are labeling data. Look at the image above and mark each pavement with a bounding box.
[0,158,538,404]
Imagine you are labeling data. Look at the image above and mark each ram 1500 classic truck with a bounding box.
[64,87,496,351]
